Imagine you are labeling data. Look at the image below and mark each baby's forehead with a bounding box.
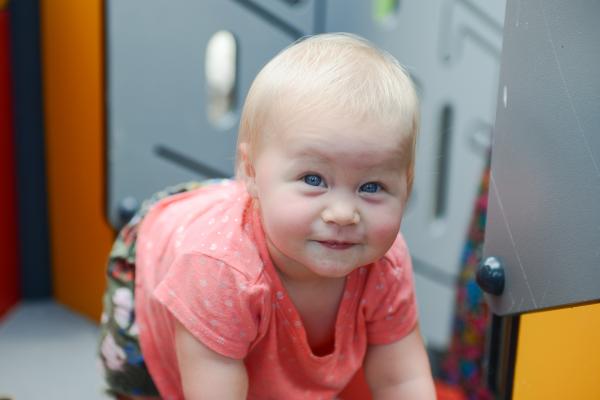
[280,115,406,149]
[289,129,398,148]
[251,107,413,169]
[278,127,408,168]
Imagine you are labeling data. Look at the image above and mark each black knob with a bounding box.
[477,256,505,296]
[118,196,139,228]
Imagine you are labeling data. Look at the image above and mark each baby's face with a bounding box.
[249,115,409,281]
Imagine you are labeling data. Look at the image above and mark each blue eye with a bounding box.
[360,182,381,193]
[303,174,323,187]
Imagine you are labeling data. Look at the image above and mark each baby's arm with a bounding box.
[174,320,248,399]
[364,326,436,399]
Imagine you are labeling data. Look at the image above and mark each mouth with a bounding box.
[316,240,357,250]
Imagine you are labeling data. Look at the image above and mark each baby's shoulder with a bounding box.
[141,180,242,227]
[168,181,265,280]
[173,250,269,295]
[140,180,265,278]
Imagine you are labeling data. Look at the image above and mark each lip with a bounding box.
[316,240,357,250]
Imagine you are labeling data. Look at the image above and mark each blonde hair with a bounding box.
[236,32,420,192]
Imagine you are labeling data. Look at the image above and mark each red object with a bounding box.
[340,372,466,400]
[339,368,372,400]
[435,380,467,400]
[0,9,21,320]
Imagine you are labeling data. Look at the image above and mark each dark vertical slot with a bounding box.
[485,314,519,399]
[435,104,453,219]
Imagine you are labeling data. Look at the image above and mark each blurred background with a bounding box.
[1,0,599,399]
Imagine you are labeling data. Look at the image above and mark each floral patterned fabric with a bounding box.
[98,181,212,397]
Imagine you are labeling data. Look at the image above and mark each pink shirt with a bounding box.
[135,180,418,400]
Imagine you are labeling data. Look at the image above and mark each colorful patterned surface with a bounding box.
[440,162,493,400]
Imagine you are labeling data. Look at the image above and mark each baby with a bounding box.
[99,32,436,399]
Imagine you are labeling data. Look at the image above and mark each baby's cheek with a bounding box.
[261,197,312,236]
[369,213,402,247]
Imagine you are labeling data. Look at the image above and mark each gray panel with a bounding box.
[247,0,319,35]
[327,0,504,279]
[326,0,505,347]
[106,0,295,228]
[413,261,456,349]
[484,0,600,315]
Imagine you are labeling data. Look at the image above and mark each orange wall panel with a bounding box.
[40,0,114,321]
[513,302,600,399]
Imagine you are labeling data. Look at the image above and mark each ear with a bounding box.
[239,142,258,198]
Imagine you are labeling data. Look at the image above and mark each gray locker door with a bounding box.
[482,0,600,315]
[326,0,505,348]
[106,0,314,229]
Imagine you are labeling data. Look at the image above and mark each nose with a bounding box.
[321,200,360,226]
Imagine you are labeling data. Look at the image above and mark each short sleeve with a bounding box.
[153,252,266,359]
[363,236,418,345]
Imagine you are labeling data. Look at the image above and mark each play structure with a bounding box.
[3,0,599,398]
